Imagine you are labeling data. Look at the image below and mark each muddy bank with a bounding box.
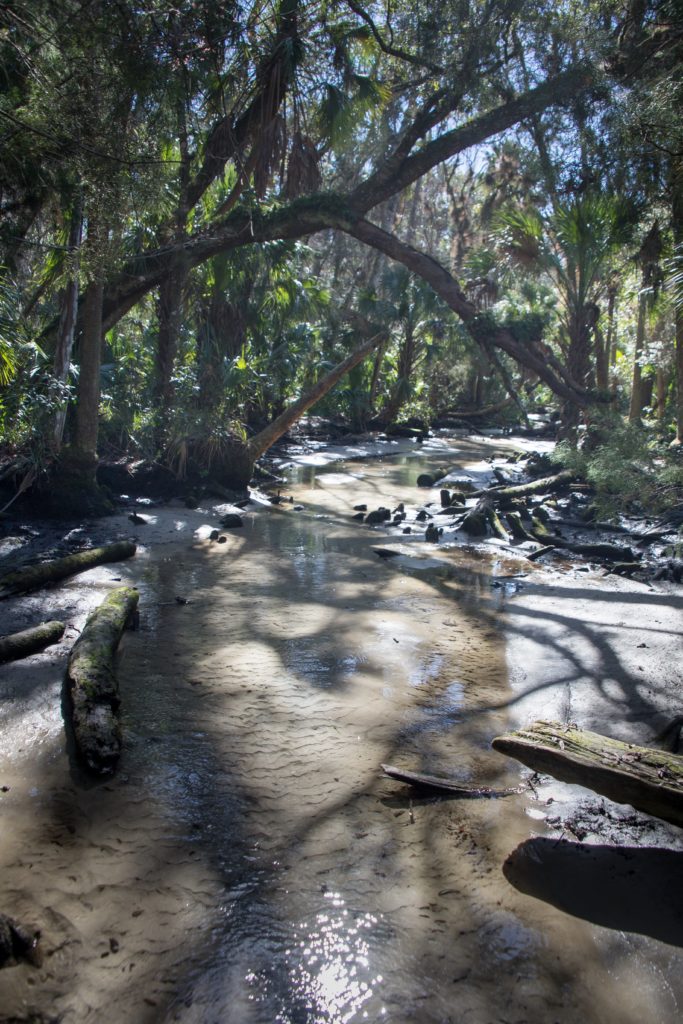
[0,433,682,1023]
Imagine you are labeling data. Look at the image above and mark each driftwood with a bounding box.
[0,620,65,663]
[381,763,517,798]
[492,720,683,829]
[529,526,636,562]
[66,586,139,774]
[526,544,556,561]
[0,912,41,968]
[0,541,136,599]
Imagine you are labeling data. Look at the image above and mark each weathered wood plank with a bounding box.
[492,720,683,828]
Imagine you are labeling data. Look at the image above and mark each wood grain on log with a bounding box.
[492,720,683,828]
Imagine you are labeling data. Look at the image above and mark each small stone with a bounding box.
[220,514,244,528]
[365,508,391,525]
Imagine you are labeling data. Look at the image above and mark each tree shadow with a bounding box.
[504,836,683,948]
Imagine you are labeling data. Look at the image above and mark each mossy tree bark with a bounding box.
[56,238,111,513]
[492,720,683,829]
[672,164,683,444]
[52,196,83,450]
[0,621,65,663]
[66,586,139,774]
[629,221,662,423]
[0,541,136,599]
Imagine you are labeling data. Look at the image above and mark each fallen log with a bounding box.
[472,469,575,502]
[0,541,137,599]
[66,586,139,774]
[381,763,517,798]
[529,529,637,562]
[492,720,683,829]
[0,620,65,663]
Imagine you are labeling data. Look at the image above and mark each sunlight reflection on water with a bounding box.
[270,891,388,1024]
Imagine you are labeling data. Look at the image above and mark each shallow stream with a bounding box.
[1,436,682,1023]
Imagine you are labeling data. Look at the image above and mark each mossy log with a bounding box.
[0,541,136,599]
[528,528,636,562]
[473,469,575,503]
[492,720,683,829]
[0,620,65,663]
[66,586,139,774]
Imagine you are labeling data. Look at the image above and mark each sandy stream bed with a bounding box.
[0,434,682,1024]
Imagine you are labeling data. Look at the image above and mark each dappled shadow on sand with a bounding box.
[485,575,683,742]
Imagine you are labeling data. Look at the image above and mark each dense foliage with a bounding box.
[1,0,682,505]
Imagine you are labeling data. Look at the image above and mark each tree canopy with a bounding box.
[1,0,683,504]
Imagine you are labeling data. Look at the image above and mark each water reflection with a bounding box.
[275,892,388,1023]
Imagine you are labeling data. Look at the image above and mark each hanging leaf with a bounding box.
[253,114,287,197]
[283,132,321,198]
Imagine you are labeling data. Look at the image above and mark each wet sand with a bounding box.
[1,435,682,1022]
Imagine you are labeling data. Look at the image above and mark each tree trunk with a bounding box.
[605,280,618,372]
[628,290,648,422]
[629,221,662,423]
[93,67,593,335]
[248,332,386,462]
[654,367,668,419]
[672,164,683,444]
[206,333,387,489]
[52,197,83,449]
[594,323,609,392]
[155,269,185,430]
[676,306,683,444]
[348,219,591,411]
[381,320,416,424]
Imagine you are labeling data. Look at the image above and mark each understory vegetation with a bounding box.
[1,0,683,512]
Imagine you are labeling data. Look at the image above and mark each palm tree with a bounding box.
[493,193,636,430]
